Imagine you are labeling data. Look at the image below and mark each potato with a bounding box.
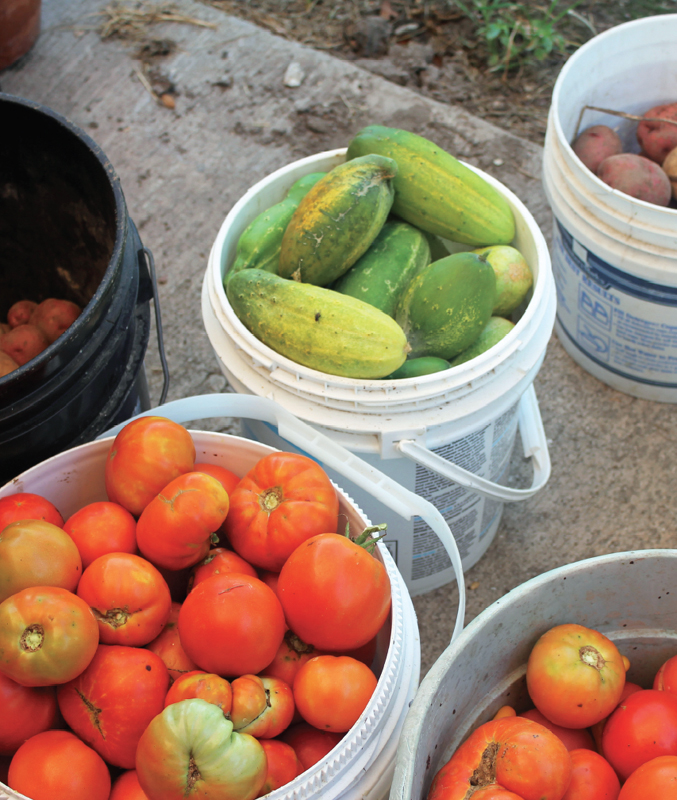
[597,153,672,206]
[0,323,10,335]
[30,298,81,344]
[0,351,19,378]
[636,102,677,163]
[662,145,677,201]
[0,324,49,366]
[7,299,38,328]
[572,125,622,174]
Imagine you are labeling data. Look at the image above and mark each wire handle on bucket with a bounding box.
[395,385,550,503]
[99,393,467,642]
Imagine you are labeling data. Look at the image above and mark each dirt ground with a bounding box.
[200,0,676,145]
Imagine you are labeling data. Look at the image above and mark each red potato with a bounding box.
[662,145,677,201]
[597,153,672,206]
[636,101,677,163]
[7,300,37,329]
[0,323,10,335]
[0,352,19,377]
[572,125,623,174]
[0,324,49,366]
[30,298,81,343]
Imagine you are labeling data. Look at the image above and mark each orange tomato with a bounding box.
[63,501,137,568]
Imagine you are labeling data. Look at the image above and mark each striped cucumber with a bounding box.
[226,269,410,379]
[278,155,397,286]
[346,125,515,246]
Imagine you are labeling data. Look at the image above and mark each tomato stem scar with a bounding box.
[579,645,606,670]
[20,624,44,652]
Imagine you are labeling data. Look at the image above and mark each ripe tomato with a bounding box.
[279,722,343,770]
[618,755,677,799]
[602,689,677,781]
[277,530,391,651]
[519,708,595,751]
[0,671,58,755]
[193,462,240,494]
[561,748,620,800]
[110,770,150,800]
[526,624,626,728]
[0,585,99,686]
[145,601,198,682]
[261,629,321,686]
[63,501,137,568]
[0,491,64,530]
[136,698,267,800]
[57,644,169,769]
[258,740,303,795]
[428,717,572,800]
[654,655,677,694]
[136,471,229,570]
[165,670,233,716]
[178,572,286,677]
[590,681,643,751]
[7,729,111,800]
[232,674,295,738]
[293,655,377,733]
[0,519,82,603]
[188,547,258,592]
[224,452,339,572]
[76,552,172,646]
[105,416,196,517]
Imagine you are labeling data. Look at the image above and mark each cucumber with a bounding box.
[385,356,451,380]
[333,220,430,317]
[449,317,515,366]
[395,251,496,359]
[278,155,397,286]
[226,269,410,379]
[346,125,515,246]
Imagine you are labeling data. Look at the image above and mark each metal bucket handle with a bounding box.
[100,393,467,642]
[396,384,550,502]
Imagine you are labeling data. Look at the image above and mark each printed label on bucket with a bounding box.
[552,220,677,388]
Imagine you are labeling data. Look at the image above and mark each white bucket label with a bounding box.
[552,220,677,388]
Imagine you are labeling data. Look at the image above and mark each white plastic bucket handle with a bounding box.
[395,384,551,502]
[99,393,467,642]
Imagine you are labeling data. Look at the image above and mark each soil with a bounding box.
[201,0,675,146]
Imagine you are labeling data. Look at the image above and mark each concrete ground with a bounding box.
[3,0,677,680]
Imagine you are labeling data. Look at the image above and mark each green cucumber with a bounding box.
[385,356,451,380]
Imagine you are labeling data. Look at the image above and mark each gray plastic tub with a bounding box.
[390,549,677,800]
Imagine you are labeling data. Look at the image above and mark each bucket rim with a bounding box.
[207,147,553,396]
[0,93,132,386]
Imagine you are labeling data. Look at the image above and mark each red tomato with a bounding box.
[654,655,677,694]
[526,624,626,728]
[338,635,379,667]
[165,670,233,716]
[0,670,58,755]
[7,729,111,800]
[224,452,339,572]
[178,572,286,677]
[590,681,643,751]
[261,629,321,686]
[428,717,572,800]
[57,644,169,769]
[259,569,280,595]
[136,471,229,570]
[145,601,198,682]
[561,748,620,800]
[618,755,677,799]
[110,770,151,800]
[63,501,137,568]
[0,585,99,687]
[76,552,172,646]
[257,740,303,795]
[277,531,391,652]
[602,689,677,781]
[105,416,196,517]
[0,519,82,603]
[193,462,240,494]
[232,674,295,738]
[188,547,258,592]
[279,722,343,771]
[293,655,377,733]
[519,708,595,751]
[136,698,267,800]
[0,491,64,530]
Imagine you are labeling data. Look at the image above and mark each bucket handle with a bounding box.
[99,393,467,643]
[395,385,550,503]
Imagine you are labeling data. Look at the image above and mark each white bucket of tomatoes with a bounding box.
[391,548,677,800]
[0,394,466,800]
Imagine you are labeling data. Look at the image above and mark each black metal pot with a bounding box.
[0,93,168,484]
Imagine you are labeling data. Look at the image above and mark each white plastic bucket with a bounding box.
[202,149,556,596]
[390,549,677,800]
[0,393,466,800]
[543,14,677,402]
